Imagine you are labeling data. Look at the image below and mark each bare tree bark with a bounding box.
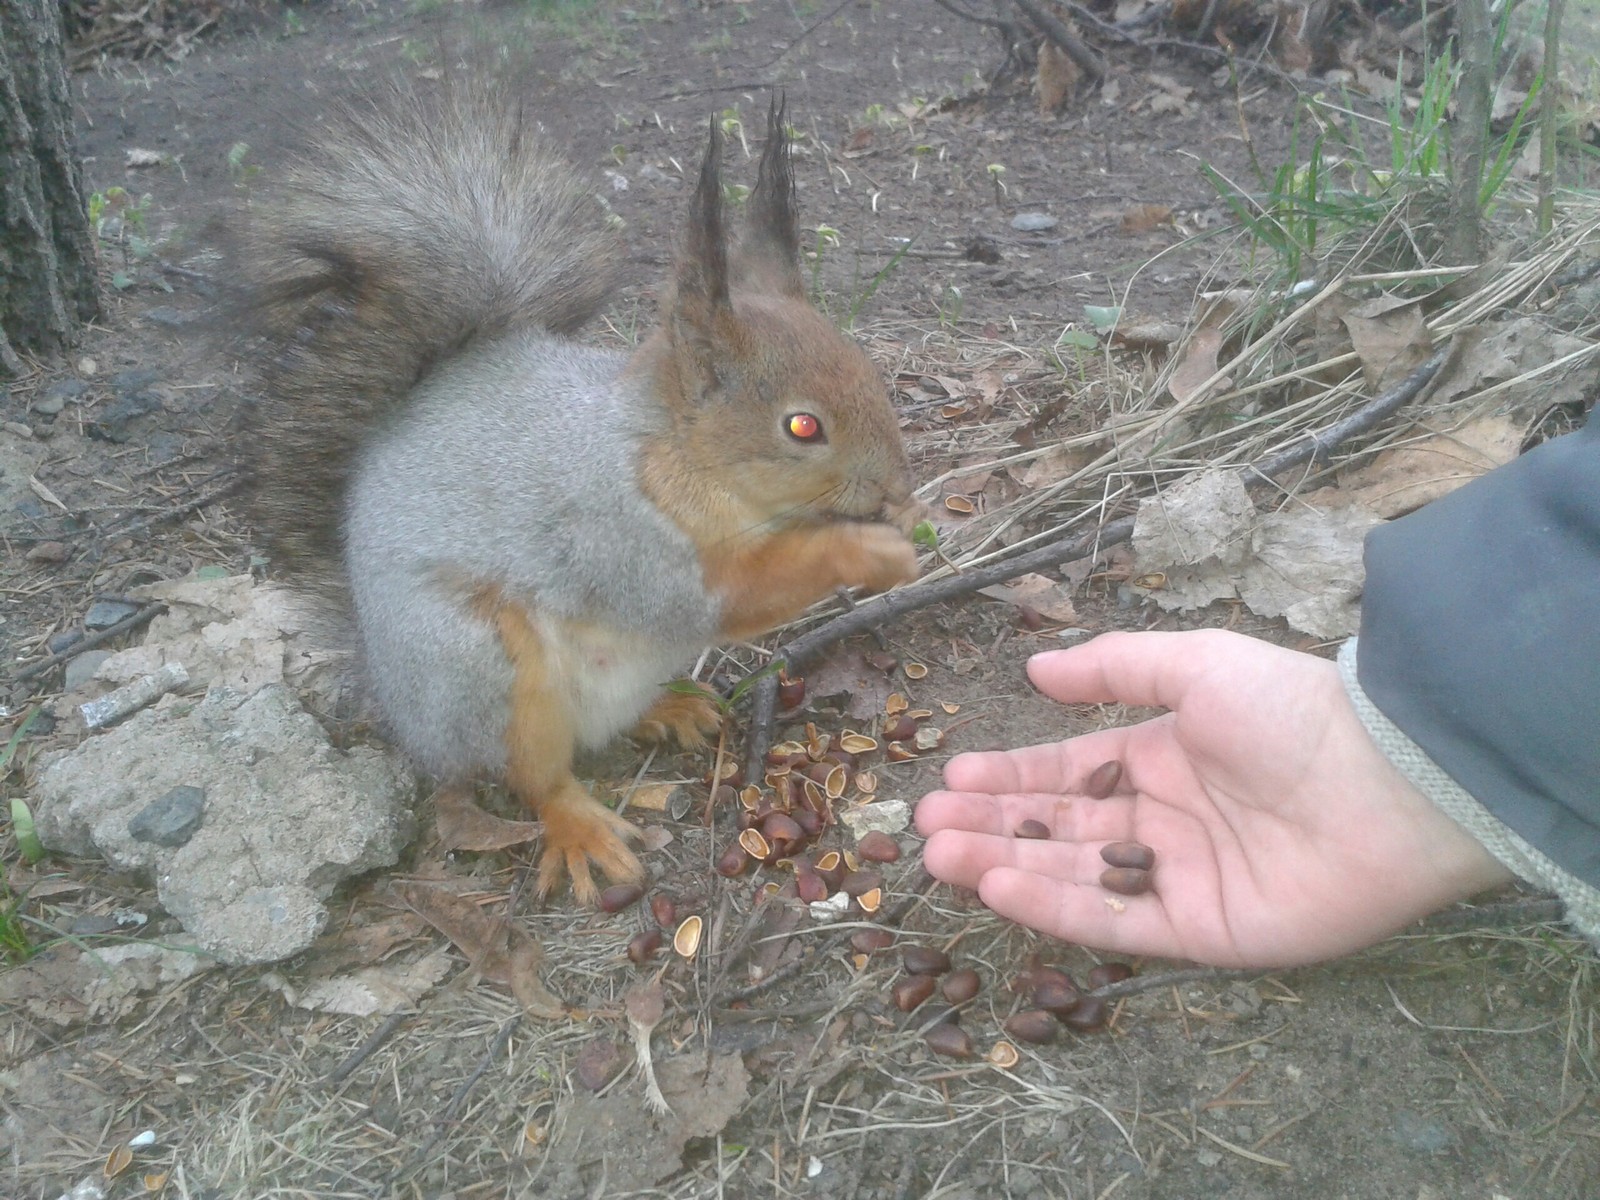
[1538,0,1565,234]
[0,0,100,374]
[1448,0,1492,267]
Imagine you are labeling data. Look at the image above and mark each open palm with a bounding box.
[915,630,1511,968]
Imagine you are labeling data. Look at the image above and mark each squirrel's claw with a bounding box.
[632,684,725,751]
[533,778,644,905]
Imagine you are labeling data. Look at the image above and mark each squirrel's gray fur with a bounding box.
[232,82,715,780]
[233,81,626,585]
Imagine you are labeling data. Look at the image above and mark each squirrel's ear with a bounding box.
[734,95,805,300]
[672,116,732,337]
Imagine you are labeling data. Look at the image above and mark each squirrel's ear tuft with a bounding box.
[674,116,732,325]
[735,94,805,300]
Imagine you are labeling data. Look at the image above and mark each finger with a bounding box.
[915,789,1135,842]
[977,867,1184,958]
[941,726,1136,796]
[1026,629,1250,710]
[920,802,1141,890]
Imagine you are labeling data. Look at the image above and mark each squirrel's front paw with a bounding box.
[533,778,644,905]
[632,682,725,750]
[841,522,920,594]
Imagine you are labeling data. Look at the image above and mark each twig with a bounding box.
[9,601,168,686]
[392,1016,522,1183]
[932,0,1035,79]
[744,349,1450,761]
[102,473,243,543]
[1538,0,1566,235]
[323,1011,410,1085]
[1011,0,1105,83]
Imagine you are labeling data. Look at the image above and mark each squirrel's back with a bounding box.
[230,81,624,583]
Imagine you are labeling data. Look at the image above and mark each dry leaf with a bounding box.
[1111,318,1183,353]
[303,910,428,976]
[1327,415,1522,517]
[1015,443,1094,490]
[394,882,565,1018]
[1340,294,1432,391]
[1426,317,1594,418]
[1120,203,1173,234]
[434,787,542,852]
[1037,40,1080,114]
[288,950,453,1016]
[979,573,1080,623]
[1167,326,1227,404]
[1133,469,1378,637]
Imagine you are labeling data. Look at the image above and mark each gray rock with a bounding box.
[84,600,140,629]
[63,650,113,691]
[110,368,161,398]
[85,391,162,443]
[128,784,205,847]
[32,683,415,965]
[142,306,199,329]
[1010,212,1059,232]
[37,379,89,412]
[48,632,84,659]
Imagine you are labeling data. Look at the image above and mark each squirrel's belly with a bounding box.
[537,614,698,750]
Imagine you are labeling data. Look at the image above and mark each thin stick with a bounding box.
[9,601,167,686]
[1011,0,1105,83]
[392,1016,521,1183]
[323,1011,409,1085]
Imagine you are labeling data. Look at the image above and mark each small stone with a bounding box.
[838,800,910,839]
[84,599,140,629]
[142,306,199,329]
[128,785,206,847]
[47,629,83,655]
[80,661,189,729]
[26,541,69,564]
[63,649,113,691]
[37,379,88,412]
[574,1039,627,1091]
[1390,1109,1455,1154]
[69,914,121,936]
[111,368,161,398]
[1010,212,1059,232]
[85,391,162,443]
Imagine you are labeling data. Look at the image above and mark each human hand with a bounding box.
[915,630,1513,968]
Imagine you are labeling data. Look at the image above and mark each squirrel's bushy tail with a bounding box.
[231,81,623,581]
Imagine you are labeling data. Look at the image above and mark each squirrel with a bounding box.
[230,83,921,904]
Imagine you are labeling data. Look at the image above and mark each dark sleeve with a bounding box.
[1356,410,1600,888]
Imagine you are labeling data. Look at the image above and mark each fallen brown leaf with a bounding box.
[1120,203,1173,234]
[434,786,542,853]
[394,882,565,1019]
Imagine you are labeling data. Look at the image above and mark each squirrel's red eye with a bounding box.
[787,412,822,441]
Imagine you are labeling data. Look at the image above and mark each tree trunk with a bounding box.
[0,0,100,374]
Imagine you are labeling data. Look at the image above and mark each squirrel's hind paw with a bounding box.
[632,684,725,751]
[532,779,644,905]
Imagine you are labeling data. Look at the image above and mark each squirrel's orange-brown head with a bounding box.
[636,98,919,540]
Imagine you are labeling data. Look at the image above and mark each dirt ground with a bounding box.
[3,1,1597,1197]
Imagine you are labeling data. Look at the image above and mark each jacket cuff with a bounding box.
[1339,639,1600,947]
